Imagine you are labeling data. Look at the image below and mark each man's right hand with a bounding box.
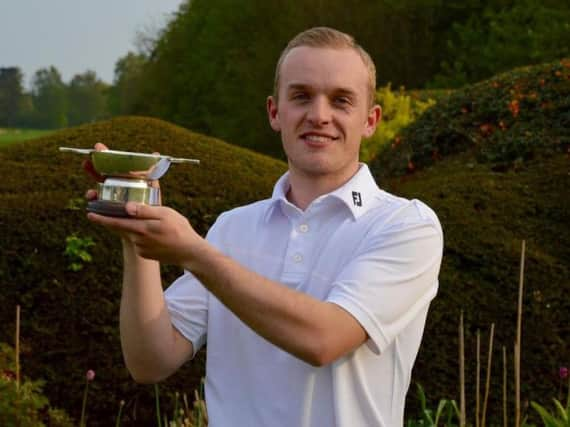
[83,142,107,183]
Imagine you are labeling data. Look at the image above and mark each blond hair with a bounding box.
[273,27,377,107]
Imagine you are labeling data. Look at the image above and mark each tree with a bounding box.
[31,66,68,129]
[67,70,109,126]
[108,52,146,115]
[429,0,570,87]
[0,67,24,127]
[131,0,460,157]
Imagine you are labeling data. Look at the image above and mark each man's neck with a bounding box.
[286,164,361,211]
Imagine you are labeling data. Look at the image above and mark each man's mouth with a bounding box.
[301,133,339,144]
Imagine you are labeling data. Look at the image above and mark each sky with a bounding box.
[0,0,186,88]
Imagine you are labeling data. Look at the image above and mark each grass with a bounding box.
[0,128,54,145]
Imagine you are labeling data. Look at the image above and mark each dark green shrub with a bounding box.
[0,116,286,425]
[0,343,74,427]
[360,84,437,163]
[370,60,569,423]
[373,59,570,179]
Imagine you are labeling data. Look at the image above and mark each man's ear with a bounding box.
[267,96,281,132]
[362,104,382,138]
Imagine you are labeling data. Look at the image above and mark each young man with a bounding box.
[88,27,443,427]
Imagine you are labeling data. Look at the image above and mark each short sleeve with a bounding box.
[165,271,209,358]
[163,215,230,358]
[326,205,443,354]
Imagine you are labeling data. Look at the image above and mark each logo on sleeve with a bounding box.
[352,191,362,207]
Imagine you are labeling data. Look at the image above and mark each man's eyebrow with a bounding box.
[285,83,359,98]
[333,88,358,98]
[285,83,311,92]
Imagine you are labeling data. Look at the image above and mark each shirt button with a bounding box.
[293,253,303,263]
[299,224,309,233]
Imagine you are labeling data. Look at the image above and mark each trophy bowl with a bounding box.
[60,147,200,217]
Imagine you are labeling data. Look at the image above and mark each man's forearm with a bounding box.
[184,241,366,366]
[120,240,192,382]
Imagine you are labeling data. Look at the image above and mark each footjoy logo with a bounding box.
[352,191,362,207]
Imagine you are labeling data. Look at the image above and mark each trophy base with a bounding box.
[87,200,130,217]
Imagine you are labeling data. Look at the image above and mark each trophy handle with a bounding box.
[59,147,94,155]
[167,157,200,165]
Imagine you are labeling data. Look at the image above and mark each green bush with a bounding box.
[0,343,74,427]
[360,84,436,163]
[430,0,570,89]
[0,116,286,425]
[373,58,570,179]
[64,234,95,272]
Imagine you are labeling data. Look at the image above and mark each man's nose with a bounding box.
[306,97,331,125]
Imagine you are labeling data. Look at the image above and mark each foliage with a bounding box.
[532,399,570,427]
[0,343,74,427]
[371,154,569,423]
[406,383,460,427]
[67,70,110,126]
[129,0,461,158]
[0,65,110,130]
[0,58,568,423]
[0,116,286,425]
[532,378,570,427]
[372,58,570,179]
[107,52,146,116]
[430,0,570,88]
[156,382,209,427]
[64,234,95,272]
[31,66,68,129]
[361,84,437,163]
[535,402,570,427]
[0,67,24,127]
[368,61,569,423]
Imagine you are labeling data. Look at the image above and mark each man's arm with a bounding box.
[83,142,193,382]
[89,203,367,367]
[187,242,367,366]
[119,240,193,383]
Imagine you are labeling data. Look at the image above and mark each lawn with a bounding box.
[0,128,54,145]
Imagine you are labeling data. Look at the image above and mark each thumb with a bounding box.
[125,202,163,219]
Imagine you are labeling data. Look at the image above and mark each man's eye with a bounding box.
[292,93,309,101]
[335,97,351,105]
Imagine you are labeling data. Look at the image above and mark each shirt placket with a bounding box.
[280,209,313,286]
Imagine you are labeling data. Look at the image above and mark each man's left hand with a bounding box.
[87,202,202,265]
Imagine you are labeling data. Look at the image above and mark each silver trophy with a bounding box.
[60,147,199,217]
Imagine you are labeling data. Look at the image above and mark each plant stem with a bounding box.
[115,401,125,427]
[481,323,495,427]
[155,384,163,427]
[515,240,526,427]
[459,311,466,427]
[15,305,20,390]
[476,329,480,427]
[80,381,90,427]
[502,346,507,427]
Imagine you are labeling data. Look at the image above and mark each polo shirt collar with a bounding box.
[264,163,379,222]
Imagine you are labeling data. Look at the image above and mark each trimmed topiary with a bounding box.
[372,58,570,178]
[370,59,569,424]
[0,116,286,425]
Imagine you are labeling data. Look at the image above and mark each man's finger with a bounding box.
[124,202,164,220]
[82,159,105,182]
[85,189,98,200]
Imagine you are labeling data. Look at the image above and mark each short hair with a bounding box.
[273,27,377,108]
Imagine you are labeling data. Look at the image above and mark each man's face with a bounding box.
[267,46,381,181]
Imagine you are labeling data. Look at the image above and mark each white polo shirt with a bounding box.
[165,164,443,427]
